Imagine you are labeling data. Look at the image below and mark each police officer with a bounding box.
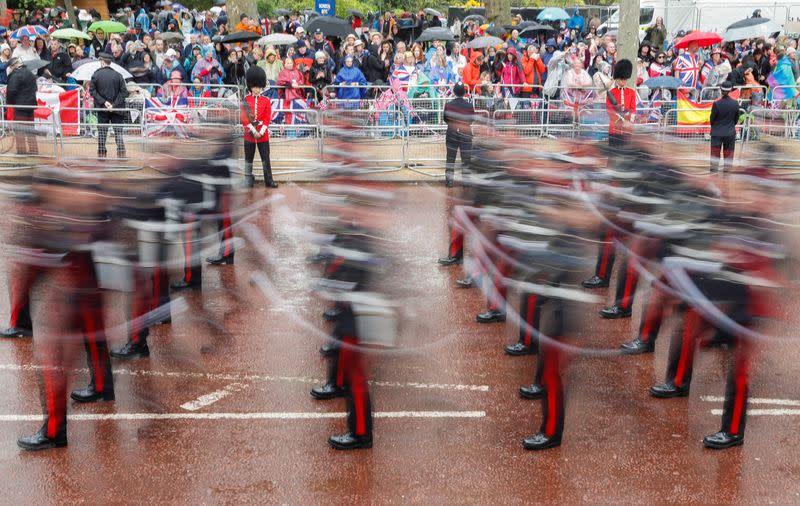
[90,52,128,159]
[709,80,742,173]
[443,83,474,188]
[5,58,38,155]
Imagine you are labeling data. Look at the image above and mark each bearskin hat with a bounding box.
[613,59,633,80]
[245,65,266,90]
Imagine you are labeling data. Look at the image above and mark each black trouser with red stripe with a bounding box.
[611,237,662,312]
[331,305,372,438]
[180,213,202,288]
[216,190,235,259]
[636,278,669,344]
[39,251,114,438]
[446,217,464,261]
[516,292,544,353]
[7,262,39,332]
[533,298,568,440]
[593,229,616,283]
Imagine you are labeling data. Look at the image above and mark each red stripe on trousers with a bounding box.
[728,344,750,435]
[183,226,193,283]
[343,335,369,436]
[674,310,699,388]
[82,304,105,393]
[523,294,536,347]
[597,230,614,278]
[222,194,233,257]
[620,257,636,310]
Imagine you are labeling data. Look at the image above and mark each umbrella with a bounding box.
[537,7,570,22]
[416,26,455,43]
[209,6,222,15]
[257,33,297,46]
[347,9,364,19]
[10,25,47,39]
[221,31,261,43]
[723,17,782,41]
[87,20,128,33]
[304,16,356,39]
[274,8,290,16]
[158,0,171,6]
[424,8,443,18]
[463,14,486,24]
[643,76,684,89]
[466,36,504,49]
[51,28,92,40]
[517,23,557,38]
[485,24,507,37]
[24,59,50,72]
[674,31,722,49]
[172,3,185,10]
[72,60,134,81]
[158,31,185,42]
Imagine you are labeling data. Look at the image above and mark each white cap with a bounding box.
[296,26,305,33]
[165,48,177,58]
[788,47,796,55]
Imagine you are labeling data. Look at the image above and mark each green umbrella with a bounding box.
[87,20,128,33]
[51,28,92,40]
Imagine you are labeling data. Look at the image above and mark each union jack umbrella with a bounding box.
[10,25,48,39]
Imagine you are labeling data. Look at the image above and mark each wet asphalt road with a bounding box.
[0,184,799,504]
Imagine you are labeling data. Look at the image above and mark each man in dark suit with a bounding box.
[5,58,38,155]
[90,52,129,159]
[443,83,474,188]
[710,80,742,173]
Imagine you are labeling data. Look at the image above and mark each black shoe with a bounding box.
[703,431,744,449]
[505,342,537,356]
[0,326,32,338]
[649,382,690,398]
[17,426,68,451]
[329,432,372,450]
[437,255,462,266]
[523,432,561,450]
[476,310,505,324]
[445,179,454,188]
[581,275,609,289]
[519,383,546,399]
[170,279,200,291]
[110,341,150,360]
[319,342,337,357]
[599,305,632,319]
[310,383,347,400]
[70,385,115,403]
[206,254,234,265]
[456,276,475,289]
[265,180,278,188]
[620,337,655,355]
[323,308,342,321]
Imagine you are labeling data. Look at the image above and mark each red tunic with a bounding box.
[241,93,271,143]
[606,86,637,135]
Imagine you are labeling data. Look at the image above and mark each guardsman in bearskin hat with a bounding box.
[242,65,276,188]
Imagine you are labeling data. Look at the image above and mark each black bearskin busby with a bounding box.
[245,65,267,91]
[613,59,633,80]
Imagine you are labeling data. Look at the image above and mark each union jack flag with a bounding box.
[698,61,714,86]
[675,53,703,89]
[270,98,308,125]
[144,95,190,138]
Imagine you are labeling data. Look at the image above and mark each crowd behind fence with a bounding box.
[1,82,799,171]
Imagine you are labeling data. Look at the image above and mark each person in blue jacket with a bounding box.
[568,9,585,34]
[334,55,367,108]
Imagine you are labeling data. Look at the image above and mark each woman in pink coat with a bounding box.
[500,47,524,97]
[276,57,306,102]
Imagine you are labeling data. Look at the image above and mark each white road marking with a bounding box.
[0,363,489,393]
[0,411,487,422]
[180,383,249,411]
[701,396,800,407]
[710,409,800,416]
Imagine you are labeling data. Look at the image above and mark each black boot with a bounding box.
[17,425,67,451]
[599,305,632,319]
[329,432,372,450]
[519,383,546,399]
[206,254,234,265]
[522,432,561,450]
[310,383,348,400]
[649,382,690,398]
[71,384,115,403]
[620,337,655,355]
[319,342,337,356]
[703,431,743,449]
[505,342,536,356]
[581,275,609,289]
[476,310,505,323]
[437,255,462,266]
[263,167,278,188]
[110,340,150,360]
[445,177,454,188]
[244,162,255,188]
[0,326,32,338]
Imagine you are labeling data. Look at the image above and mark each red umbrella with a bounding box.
[674,31,723,49]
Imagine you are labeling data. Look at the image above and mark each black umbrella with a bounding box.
[24,59,50,72]
[416,26,455,43]
[463,14,486,24]
[519,23,557,39]
[221,31,261,43]
[723,17,781,41]
[424,8,443,18]
[304,16,356,39]
[347,9,364,19]
[274,8,290,16]
[485,25,507,37]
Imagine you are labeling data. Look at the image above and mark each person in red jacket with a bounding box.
[461,51,484,94]
[606,59,636,146]
[241,66,276,188]
[521,44,546,98]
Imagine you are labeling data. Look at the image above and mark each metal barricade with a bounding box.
[0,104,59,166]
[322,84,390,100]
[742,108,800,149]
[261,108,320,171]
[59,107,145,167]
[320,108,405,170]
